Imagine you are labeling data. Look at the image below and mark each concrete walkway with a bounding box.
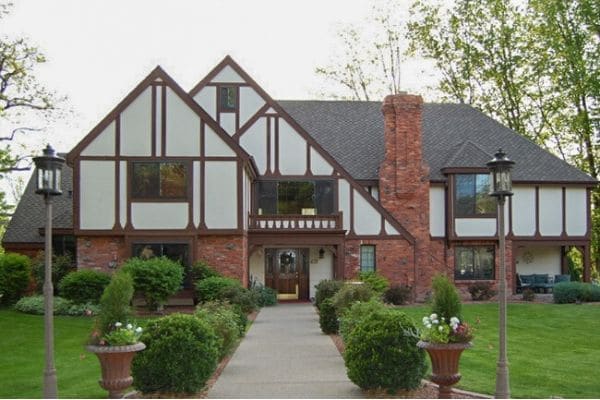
[207,303,364,399]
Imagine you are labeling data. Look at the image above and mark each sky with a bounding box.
[1,0,439,203]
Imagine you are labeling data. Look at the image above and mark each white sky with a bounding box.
[1,0,439,203]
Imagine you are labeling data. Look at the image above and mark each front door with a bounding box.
[265,248,309,300]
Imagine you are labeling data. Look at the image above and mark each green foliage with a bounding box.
[344,307,426,391]
[31,252,74,295]
[467,282,497,301]
[522,288,536,302]
[383,284,412,305]
[431,274,462,321]
[121,257,184,310]
[553,281,600,304]
[318,298,339,334]
[0,252,31,304]
[13,295,99,316]
[197,300,247,337]
[250,285,278,307]
[195,304,240,359]
[358,271,390,296]
[189,260,221,282]
[97,271,134,338]
[58,269,111,304]
[339,299,386,342]
[314,279,344,309]
[132,313,220,394]
[195,276,241,303]
[102,322,142,346]
[218,285,259,315]
[331,282,374,316]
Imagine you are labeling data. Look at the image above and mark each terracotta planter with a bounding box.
[417,341,472,399]
[86,342,145,398]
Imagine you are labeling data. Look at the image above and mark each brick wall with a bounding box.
[77,236,127,273]
[197,235,247,286]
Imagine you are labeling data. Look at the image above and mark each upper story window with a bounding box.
[257,180,334,215]
[132,162,187,199]
[219,86,237,111]
[455,174,495,217]
[360,245,376,272]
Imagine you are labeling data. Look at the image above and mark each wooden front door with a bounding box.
[265,248,309,300]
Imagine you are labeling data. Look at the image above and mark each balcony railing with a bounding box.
[248,213,343,231]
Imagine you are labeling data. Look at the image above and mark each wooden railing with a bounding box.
[248,213,343,231]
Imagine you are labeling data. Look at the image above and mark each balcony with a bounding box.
[248,213,343,231]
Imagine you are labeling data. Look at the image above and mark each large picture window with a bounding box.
[455,246,495,280]
[257,180,334,215]
[132,162,187,199]
[455,174,495,216]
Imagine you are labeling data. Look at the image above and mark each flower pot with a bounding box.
[417,341,472,399]
[86,342,146,398]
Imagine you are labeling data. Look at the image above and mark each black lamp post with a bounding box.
[33,144,65,399]
[487,149,515,399]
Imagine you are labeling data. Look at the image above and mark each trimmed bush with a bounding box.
[13,295,99,316]
[431,274,462,321]
[468,281,497,301]
[218,285,259,314]
[97,271,134,337]
[195,304,240,359]
[196,276,241,302]
[58,269,111,304]
[554,281,600,303]
[331,282,374,316]
[358,271,390,296]
[197,300,247,337]
[383,285,412,305]
[190,260,221,282]
[121,257,184,310]
[314,279,344,308]
[31,252,74,294]
[0,252,31,305]
[339,299,386,342]
[251,285,278,307]
[132,313,220,394]
[344,307,426,391]
[318,298,339,334]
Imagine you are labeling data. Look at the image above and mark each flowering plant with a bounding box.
[420,313,473,344]
[95,322,143,346]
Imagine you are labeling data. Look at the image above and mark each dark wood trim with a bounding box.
[161,85,167,157]
[586,187,592,238]
[200,123,207,230]
[534,186,540,237]
[561,187,567,237]
[306,145,312,176]
[151,85,156,156]
[115,154,121,229]
[237,160,243,230]
[266,116,271,175]
[442,167,489,174]
[513,180,598,187]
[508,195,513,236]
[73,159,81,230]
[349,186,355,236]
[235,103,270,139]
[274,117,280,175]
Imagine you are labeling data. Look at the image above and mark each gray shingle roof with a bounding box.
[278,100,596,183]
[3,163,73,244]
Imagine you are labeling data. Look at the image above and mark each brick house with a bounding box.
[3,56,595,300]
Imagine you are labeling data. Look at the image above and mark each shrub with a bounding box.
[467,282,497,301]
[31,252,74,294]
[339,299,386,342]
[331,282,374,316]
[197,300,247,337]
[121,257,184,310]
[358,271,390,296]
[218,285,259,314]
[132,313,220,394]
[189,260,221,282]
[13,295,99,316]
[318,298,339,334]
[522,288,536,302]
[383,285,412,305]
[196,276,241,302]
[431,274,462,321]
[195,304,240,358]
[58,269,111,304]
[96,271,134,338]
[554,281,600,303]
[0,252,31,305]
[314,279,344,309]
[344,307,426,391]
[251,285,278,307]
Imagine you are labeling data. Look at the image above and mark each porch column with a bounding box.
[583,245,591,282]
[335,242,345,280]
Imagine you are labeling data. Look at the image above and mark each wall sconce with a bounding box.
[319,248,325,259]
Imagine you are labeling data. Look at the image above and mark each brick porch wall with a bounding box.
[77,236,127,273]
[197,235,247,286]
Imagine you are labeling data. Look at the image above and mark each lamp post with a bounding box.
[33,144,65,399]
[487,149,515,399]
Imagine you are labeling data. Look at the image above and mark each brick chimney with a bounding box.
[380,94,433,299]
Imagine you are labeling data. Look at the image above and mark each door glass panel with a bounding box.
[278,250,296,274]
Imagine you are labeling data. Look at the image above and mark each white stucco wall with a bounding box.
[249,251,265,286]
[120,87,152,156]
[204,161,237,229]
[278,119,307,175]
[211,65,245,83]
[310,147,333,176]
[353,190,381,235]
[565,188,587,236]
[165,88,200,156]
[539,187,563,236]
[515,246,561,275]
[430,186,445,237]
[131,203,188,229]
[219,112,236,135]
[240,117,267,174]
[81,121,115,156]
[80,161,115,229]
[338,179,351,232]
[194,86,216,119]
[455,218,496,236]
[205,125,235,157]
[512,186,536,236]
[239,86,265,127]
[309,250,333,299]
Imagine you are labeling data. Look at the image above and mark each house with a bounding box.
[3,56,595,300]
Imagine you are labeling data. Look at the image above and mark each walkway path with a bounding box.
[207,303,363,399]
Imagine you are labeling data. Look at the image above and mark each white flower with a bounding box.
[450,317,460,325]
[422,316,430,325]
[425,323,432,329]
[433,320,439,325]
[114,322,122,328]
[438,326,444,332]
[126,323,133,330]
[135,327,143,333]
[430,313,438,320]
[441,317,445,322]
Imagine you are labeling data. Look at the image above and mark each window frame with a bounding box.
[360,245,376,273]
[131,161,188,201]
[454,245,495,280]
[218,86,238,113]
[454,173,496,218]
[256,179,336,215]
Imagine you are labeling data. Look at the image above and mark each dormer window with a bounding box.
[219,86,237,111]
[455,174,495,217]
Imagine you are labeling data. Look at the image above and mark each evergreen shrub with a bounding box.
[314,279,344,309]
[0,252,31,304]
[58,269,111,304]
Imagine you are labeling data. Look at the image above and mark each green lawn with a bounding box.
[400,303,600,398]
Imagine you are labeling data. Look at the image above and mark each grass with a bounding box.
[399,302,600,398]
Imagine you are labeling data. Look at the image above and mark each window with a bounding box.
[455,246,494,280]
[360,245,376,272]
[257,180,335,215]
[455,174,495,216]
[132,162,186,199]
[52,235,76,264]
[219,86,237,111]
